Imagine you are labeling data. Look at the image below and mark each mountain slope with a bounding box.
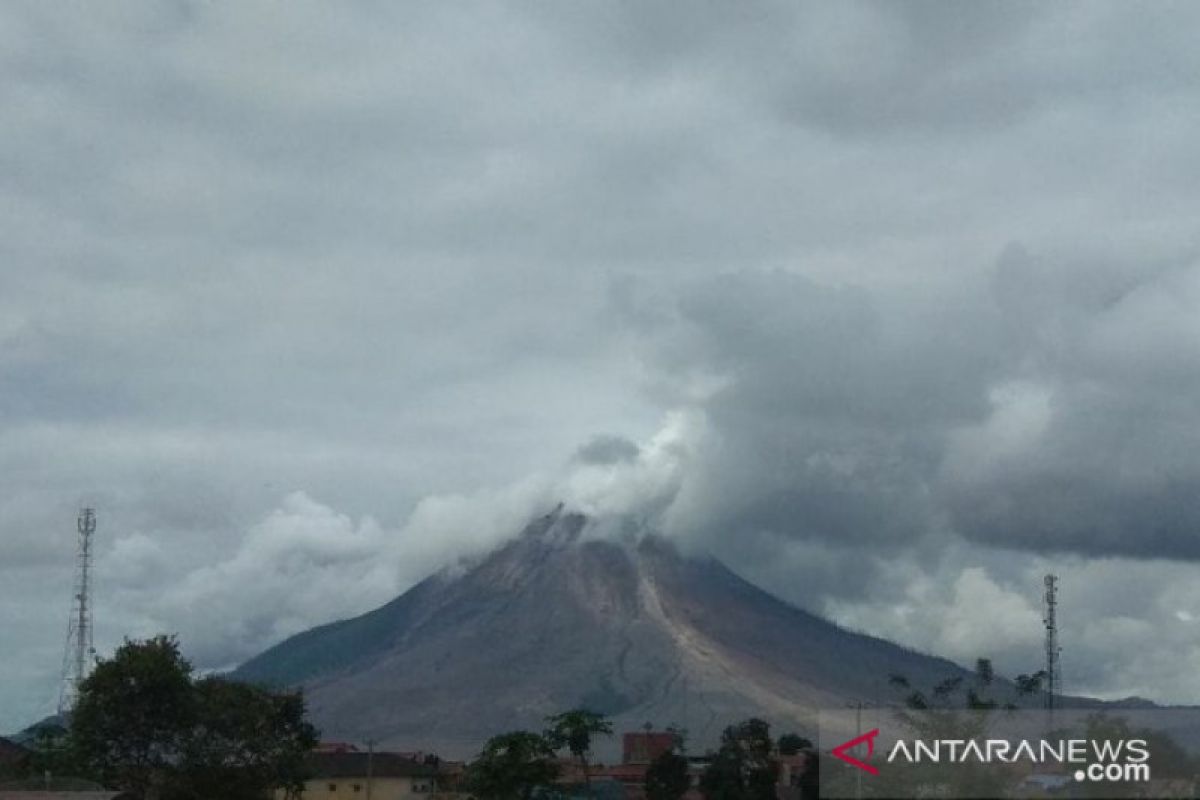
[233,508,988,755]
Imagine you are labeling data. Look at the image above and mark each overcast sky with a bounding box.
[4,1,1200,732]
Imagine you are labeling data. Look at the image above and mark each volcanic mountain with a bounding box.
[233,507,985,756]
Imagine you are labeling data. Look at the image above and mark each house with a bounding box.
[281,751,440,800]
[621,733,676,766]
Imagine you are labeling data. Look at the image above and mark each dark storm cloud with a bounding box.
[648,269,997,552]
[4,0,1200,727]
[645,255,1200,562]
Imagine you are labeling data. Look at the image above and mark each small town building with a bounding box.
[281,751,440,800]
[621,733,676,766]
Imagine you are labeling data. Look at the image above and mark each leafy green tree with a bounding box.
[72,636,197,798]
[644,749,690,800]
[892,657,1042,713]
[70,635,318,800]
[1013,670,1047,698]
[797,749,819,800]
[699,718,778,800]
[466,731,561,800]
[776,733,812,756]
[544,709,612,792]
[19,723,80,782]
[974,657,994,686]
[171,677,317,800]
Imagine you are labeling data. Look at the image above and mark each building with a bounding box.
[282,751,440,800]
[621,733,676,766]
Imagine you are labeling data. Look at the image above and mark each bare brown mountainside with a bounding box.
[232,507,1082,756]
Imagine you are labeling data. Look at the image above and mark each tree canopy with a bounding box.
[699,718,778,800]
[466,731,561,800]
[644,746,690,800]
[544,709,613,760]
[72,636,198,797]
[69,635,317,800]
[777,733,813,756]
[545,709,612,791]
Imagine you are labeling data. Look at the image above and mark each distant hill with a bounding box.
[7,714,66,748]
[234,507,1110,757]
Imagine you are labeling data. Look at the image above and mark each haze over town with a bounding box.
[4,1,1200,734]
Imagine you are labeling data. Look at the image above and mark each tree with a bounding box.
[72,636,197,798]
[974,657,994,686]
[466,731,561,800]
[70,635,318,800]
[644,749,690,800]
[544,709,612,793]
[797,749,819,800]
[891,657,1040,714]
[1014,670,1047,698]
[699,718,778,800]
[171,677,317,800]
[776,733,813,756]
[20,723,81,783]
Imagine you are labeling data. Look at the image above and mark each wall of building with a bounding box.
[281,775,435,800]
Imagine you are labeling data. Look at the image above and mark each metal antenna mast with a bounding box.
[1043,574,1060,715]
[59,508,97,715]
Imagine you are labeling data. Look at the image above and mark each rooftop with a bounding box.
[307,752,439,780]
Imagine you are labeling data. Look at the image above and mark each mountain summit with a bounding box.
[234,506,971,755]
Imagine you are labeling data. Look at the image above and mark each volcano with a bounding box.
[233,507,984,756]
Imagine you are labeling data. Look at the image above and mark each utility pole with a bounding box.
[857,701,865,800]
[682,673,688,740]
[846,700,864,800]
[58,508,97,715]
[366,738,376,800]
[1043,574,1060,723]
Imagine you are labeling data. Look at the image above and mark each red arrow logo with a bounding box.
[831,728,880,775]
